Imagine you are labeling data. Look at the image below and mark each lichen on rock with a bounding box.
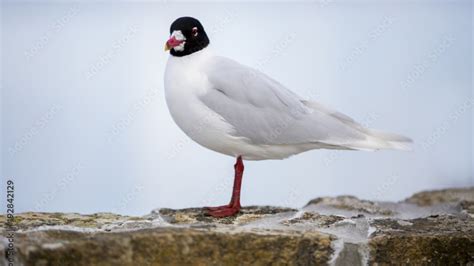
[1,187,473,265]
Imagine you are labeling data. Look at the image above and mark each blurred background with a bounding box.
[1,0,472,216]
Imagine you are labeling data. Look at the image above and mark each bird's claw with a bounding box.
[204,204,232,211]
[205,206,240,217]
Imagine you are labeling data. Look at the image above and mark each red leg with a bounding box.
[205,156,244,217]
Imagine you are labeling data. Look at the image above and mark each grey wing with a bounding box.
[200,56,367,146]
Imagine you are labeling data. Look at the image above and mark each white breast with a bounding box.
[164,49,244,157]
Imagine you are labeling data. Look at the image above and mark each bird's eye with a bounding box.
[192,27,198,37]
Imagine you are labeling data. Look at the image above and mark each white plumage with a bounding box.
[164,47,412,160]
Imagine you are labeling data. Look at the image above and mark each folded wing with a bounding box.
[200,56,411,150]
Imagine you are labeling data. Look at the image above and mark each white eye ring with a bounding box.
[192,27,198,37]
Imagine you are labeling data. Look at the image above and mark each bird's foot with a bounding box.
[205,205,240,218]
[204,204,232,211]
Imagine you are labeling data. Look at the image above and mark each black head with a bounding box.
[165,17,210,57]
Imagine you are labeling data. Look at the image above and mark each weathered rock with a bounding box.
[404,187,474,206]
[369,215,474,265]
[0,212,140,232]
[305,195,394,216]
[1,187,473,265]
[157,206,297,225]
[366,187,474,264]
[9,228,334,266]
[460,200,474,216]
[282,212,345,227]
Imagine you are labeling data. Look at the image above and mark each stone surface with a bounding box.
[369,215,474,265]
[9,228,334,266]
[305,195,393,216]
[1,187,473,265]
[404,187,474,206]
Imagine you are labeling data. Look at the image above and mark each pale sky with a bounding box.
[1,0,472,215]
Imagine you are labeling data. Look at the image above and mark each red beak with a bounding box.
[165,36,184,51]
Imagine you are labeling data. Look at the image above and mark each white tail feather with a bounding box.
[302,100,413,151]
[347,130,413,151]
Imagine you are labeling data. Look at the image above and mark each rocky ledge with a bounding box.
[1,187,473,265]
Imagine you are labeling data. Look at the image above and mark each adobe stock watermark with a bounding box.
[112,184,145,214]
[5,179,16,265]
[323,112,381,166]
[315,0,335,8]
[207,8,238,36]
[371,172,399,201]
[401,35,455,92]
[420,97,474,151]
[33,163,84,212]
[257,88,320,144]
[166,106,224,160]
[199,176,234,208]
[107,87,160,142]
[25,5,80,60]
[340,15,395,72]
[85,25,138,80]
[254,32,296,73]
[8,105,62,157]
[250,187,302,229]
